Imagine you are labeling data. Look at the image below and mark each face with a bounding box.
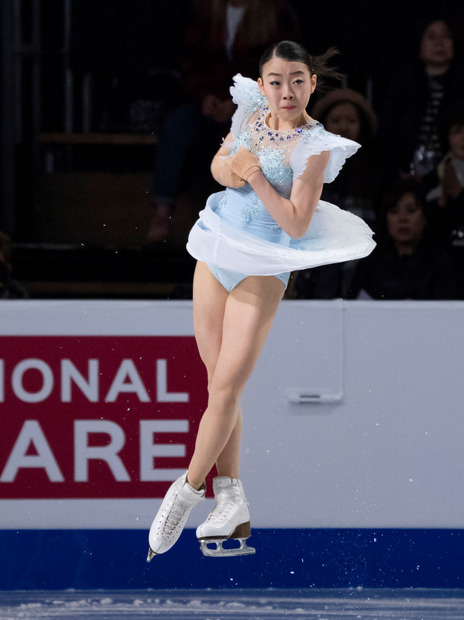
[325,101,361,141]
[387,192,426,247]
[258,57,317,128]
[420,20,454,67]
[448,124,464,160]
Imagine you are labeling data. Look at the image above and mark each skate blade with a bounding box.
[146,547,157,562]
[199,538,256,558]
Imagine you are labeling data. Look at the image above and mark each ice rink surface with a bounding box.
[1,589,464,619]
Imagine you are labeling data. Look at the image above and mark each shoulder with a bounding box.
[291,124,361,183]
[299,123,359,149]
[229,74,267,137]
[230,74,266,111]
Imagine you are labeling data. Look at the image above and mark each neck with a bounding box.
[266,111,310,131]
[425,62,450,76]
[394,240,417,256]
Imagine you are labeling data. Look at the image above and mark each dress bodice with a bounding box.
[231,106,322,197]
[216,75,360,240]
[186,74,375,277]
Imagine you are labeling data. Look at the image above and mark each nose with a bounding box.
[338,121,349,135]
[282,84,294,100]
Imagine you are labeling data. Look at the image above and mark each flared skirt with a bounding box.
[187,192,376,276]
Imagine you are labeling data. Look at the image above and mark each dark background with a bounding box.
[1,0,463,298]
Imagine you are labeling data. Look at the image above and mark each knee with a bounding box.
[208,382,240,414]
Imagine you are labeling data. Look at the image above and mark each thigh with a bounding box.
[193,261,229,382]
[210,275,285,397]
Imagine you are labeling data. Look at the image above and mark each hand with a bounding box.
[226,147,261,182]
[211,156,246,188]
[442,159,462,201]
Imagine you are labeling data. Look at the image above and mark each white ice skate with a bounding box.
[196,476,256,558]
[147,472,205,562]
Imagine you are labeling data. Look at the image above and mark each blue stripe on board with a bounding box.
[0,529,463,590]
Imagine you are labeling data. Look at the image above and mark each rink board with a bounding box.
[1,300,464,589]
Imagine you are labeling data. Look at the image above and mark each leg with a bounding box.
[215,408,242,478]
[147,262,284,558]
[193,262,241,479]
[188,266,285,488]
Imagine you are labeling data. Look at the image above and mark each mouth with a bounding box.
[282,106,297,111]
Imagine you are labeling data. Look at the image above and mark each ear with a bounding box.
[257,77,266,96]
[310,74,317,94]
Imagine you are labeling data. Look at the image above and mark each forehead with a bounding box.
[423,20,451,37]
[395,192,419,208]
[327,101,360,117]
[261,57,311,76]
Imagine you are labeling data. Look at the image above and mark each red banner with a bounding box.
[0,336,208,499]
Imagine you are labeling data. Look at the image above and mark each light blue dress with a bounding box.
[187,74,376,280]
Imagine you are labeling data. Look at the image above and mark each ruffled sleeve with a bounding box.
[229,74,266,138]
[291,125,361,183]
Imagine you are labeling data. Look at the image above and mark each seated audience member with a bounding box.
[423,102,464,234]
[0,232,29,299]
[379,16,464,180]
[423,101,464,290]
[294,88,381,299]
[147,0,300,243]
[312,88,381,228]
[348,180,460,300]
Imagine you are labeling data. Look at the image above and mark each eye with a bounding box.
[269,80,280,87]
[293,79,304,85]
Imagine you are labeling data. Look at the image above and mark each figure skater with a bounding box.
[147,40,375,561]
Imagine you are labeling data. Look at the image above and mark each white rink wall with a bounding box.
[242,300,464,529]
[1,300,464,532]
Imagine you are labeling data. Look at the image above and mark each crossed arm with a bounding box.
[211,132,329,239]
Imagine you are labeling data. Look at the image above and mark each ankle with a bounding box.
[186,473,205,492]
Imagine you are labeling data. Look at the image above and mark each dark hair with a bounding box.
[439,99,464,151]
[383,179,426,213]
[416,13,454,44]
[259,40,340,91]
[378,179,429,244]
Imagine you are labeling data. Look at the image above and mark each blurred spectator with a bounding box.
[0,232,29,299]
[313,88,382,230]
[147,0,300,243]
[379,15,464,179]
[348,180,459,300]
[294,88,381,299]
[422,100,464,290]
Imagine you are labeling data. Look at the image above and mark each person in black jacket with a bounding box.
[348,180,460,300]
[379,16,464,180]
[422,101,464,292]
[147,0,300,243]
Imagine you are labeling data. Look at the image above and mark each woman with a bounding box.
[147,41,375,560]
[379,17,464,178]
[294,88,382,299]
[147,0,300,242]
[348,180,458,300]
[423,102,464,293]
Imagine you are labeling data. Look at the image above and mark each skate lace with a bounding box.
[206,498,236,526]
[161,498,188,538]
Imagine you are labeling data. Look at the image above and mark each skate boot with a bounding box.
[196,476,256,557]
[147,472,205,562]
